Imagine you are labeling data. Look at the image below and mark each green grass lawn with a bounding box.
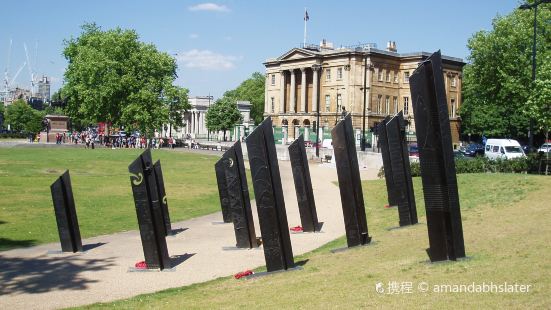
[79,173,551,309]
[0,148,228,251]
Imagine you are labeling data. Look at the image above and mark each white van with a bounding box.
[484,139,526,160]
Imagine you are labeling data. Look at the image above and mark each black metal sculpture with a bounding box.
[219,142,258,248]
[409,50,465,262]
[50,170,83,253]
[129,149,171,270]
[288,134,322,232]
[331,114,372,247]
[214,159,232,223]
[153,160,172,235]
[246,117,294,272]
[377,116,399,208]
[386,112,418,226]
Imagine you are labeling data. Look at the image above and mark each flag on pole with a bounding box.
[304,10,309,21]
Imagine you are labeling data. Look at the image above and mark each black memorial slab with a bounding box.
[386,112,418,226]
[50,170,83,253]
[128,149,171,270]
[219,142,258,248]
[246,117,294,272]
[288,134,322,232]
[153,160,172,235]
[214,159,232,223]
[409,50,465,262]
[377,116,399,208]
[331,114,372,247]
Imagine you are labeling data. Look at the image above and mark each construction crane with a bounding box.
[24,42,36,96]
[2,39,12,95]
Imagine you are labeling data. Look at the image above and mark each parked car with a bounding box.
[408,144,419,157]
[485,139,526,160]
[462,143,485,157]
[454,150,472,160]
[537,142,551,153]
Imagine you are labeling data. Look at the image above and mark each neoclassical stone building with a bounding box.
[263,41,465,147]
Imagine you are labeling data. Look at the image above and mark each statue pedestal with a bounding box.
[41,115,70,143]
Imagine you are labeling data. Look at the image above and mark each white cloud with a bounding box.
[188,3,230,12]
[175,49,240,70]
[189,33,199,39]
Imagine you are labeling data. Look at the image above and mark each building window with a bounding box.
[377,95,382,114]
[451,76,457,87]
[271,74,275,86]
[326,69,331,81]
[403,96,409,115]
[337,67,343,80]
[325,95,331,112]
[271,97,275,113]
[394,71,398,83]
[385,70,390,82]
[393,96,398,114]
[404,71,410,83]
[450,98,456,118]
[337,94,342,112]
[385,96,390,114]
[378,69,383,81]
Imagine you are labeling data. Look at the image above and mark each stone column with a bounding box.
[264,75,270,114]
[191,112,195,134]
[290,69,296,113]
[312,66,319,112]
[300,68,307,113]
[279,70,286,113]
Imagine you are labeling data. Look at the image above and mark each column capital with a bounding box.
[300,67,308,73]
[311,64,321,71]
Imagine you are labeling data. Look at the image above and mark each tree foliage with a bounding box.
[62,23,189,136]
[460,5,551,139]
[218,72,265,125]
[206,96,242,140]
[4,99,44,133]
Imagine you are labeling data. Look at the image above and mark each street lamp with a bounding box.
[519,0,551,149]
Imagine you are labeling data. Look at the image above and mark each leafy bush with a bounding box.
[0,132,28,139]
[377,155,543,179]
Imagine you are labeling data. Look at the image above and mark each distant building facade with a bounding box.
[37,76,51,101]
[263,40,465,147]
[162,96,213,139]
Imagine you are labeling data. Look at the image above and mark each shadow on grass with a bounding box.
[0,254,116,295]
[0,238,38,252]
[294,259,310,267]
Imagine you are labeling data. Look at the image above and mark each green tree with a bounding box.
[4,99,44,133]
[62,23,189,136]
[460,5,551,139]
[0,104,4,128]
[206,97,242,141]
[233,72,265,125]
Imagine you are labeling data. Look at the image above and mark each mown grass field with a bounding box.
[0,147,229,251]
[79,173,550,309]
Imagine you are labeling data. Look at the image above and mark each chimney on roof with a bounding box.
[386,41,397,52]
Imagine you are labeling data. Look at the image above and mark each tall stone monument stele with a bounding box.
[331,114,372,247]
[128,149,171,270]
[50,170,82,253]
[216,142,258,248]
[288,134,322,232]
[246,117,294,272]
[409,50,465,262]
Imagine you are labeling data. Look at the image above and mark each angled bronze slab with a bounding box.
[219,142,258,248]
[331,114,372,248]
[246,117,294,272]
[214,159,232,223]
[153,160,172,235]
[377,116,399,208]
[50,170,82,253]
[409,50,465,262]
[386,112,418,226]
[288,134,322,232]
[128,149,171,270]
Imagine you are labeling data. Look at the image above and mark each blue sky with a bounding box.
[0,0,520,99]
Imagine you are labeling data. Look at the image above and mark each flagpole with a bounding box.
[303,8,307,46]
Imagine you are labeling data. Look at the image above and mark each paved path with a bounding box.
[0,156,381,309]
